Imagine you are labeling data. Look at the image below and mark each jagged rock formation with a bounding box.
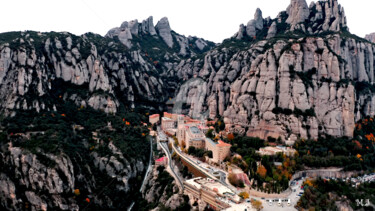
[106,16,214,57]
[235,0,348,40]
[155,17,174,48]
[141,166,186,211]
[234,8,267,39]
[286,0,310,29]
[0,141,145,210]
[0,31,169,115]
[1,0,375,209]
[366,33,375,43]
[171,0,375,141]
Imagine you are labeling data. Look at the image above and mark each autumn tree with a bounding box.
[227,133,235,142]
[74,189,80,196]
[251,199,263,211]
[257,165,267,178]
[239,192,249,199]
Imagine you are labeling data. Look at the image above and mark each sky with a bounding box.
[0,0,374,43]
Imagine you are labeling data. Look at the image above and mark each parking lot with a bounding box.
[251,177,306,211]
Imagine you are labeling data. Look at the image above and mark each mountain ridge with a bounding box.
[0,0,375,210]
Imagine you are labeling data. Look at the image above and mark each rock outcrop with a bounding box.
[366,33,375,43]
[168,0,374,142]
[106,16,214,58]
[155,17,174,48]
[172,31,375,141]
[234,8,264,39]
[286,0,310,28]
[0,31,167,115]
[141,165,186,210]
[0,141,145,210]
[235,0,348,40]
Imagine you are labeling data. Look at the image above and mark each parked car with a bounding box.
[287,199,291,206]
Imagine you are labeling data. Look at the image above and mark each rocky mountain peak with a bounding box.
[233,8,264,39]
[286,0,309,26]
[307,0,348,33]
[105,16,159,48]
[235,0,349,40]
[155,17,174,48]
[254,8,264,30]
[141,16,157,36]
[365,33,375,43]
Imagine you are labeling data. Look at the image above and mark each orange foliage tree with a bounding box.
[257,165,267,178]
[227,133,235,142]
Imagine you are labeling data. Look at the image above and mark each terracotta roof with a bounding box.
[217,140,231,147]
[149,114,160,118]
[156,157,167,162]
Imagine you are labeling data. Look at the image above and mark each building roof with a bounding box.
[190,126,200,134]
[156,157,167,162]
[217,140,231,147]
[149,114,160,118]
[162,117,172,121]
[260,147,283,153]
[186,177,233,195]
[198,125,209,130]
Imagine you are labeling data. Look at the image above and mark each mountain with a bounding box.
[171,0,375,141]
[0,0,375,210]
[0,17,213,210]
[366,32,375,43]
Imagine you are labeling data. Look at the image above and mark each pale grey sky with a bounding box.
[0,0,374,43]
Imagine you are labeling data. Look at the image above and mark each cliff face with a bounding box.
[0,140,146,210]
[0,31,168,116]
[0,16,215,117]
[171,0,375,140]
[0,0,375,209]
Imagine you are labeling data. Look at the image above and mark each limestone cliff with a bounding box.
[366,33,375,43]
[0,140,146,210]
[0,31,170,116]
[171,0,375,141]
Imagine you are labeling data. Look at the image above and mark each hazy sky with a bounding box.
[1,0,374,43]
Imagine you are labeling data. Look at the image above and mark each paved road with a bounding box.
[159,141,184,192]
[170,139,239,194]
[170,139,218,181]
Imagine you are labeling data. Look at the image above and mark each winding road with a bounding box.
[159,141,184,192]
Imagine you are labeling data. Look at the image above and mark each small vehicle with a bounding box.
[268,200,273,206]
[278,199,282,206]
[287,199,291,206]
[261,197,265,200]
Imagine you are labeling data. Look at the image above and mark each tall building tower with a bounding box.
[177,115,185,146]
